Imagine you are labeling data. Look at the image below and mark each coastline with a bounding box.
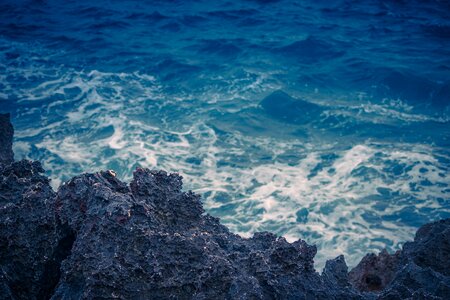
[1,113,449,299]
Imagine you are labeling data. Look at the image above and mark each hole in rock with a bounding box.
[37,226,76,300]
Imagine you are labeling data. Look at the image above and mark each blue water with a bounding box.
[1,0,449,268]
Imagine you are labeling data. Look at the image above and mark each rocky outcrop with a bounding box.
[349,249,402,292]
[401,218,450,277]
[0,159,70,299]
[377,219,450,299]
[51,168,362,299]
[0,113,14,164]
[1,113,449,299]
[348,219,450,298]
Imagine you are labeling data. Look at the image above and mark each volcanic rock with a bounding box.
[0,159,69,299]
[349,249,401,292]
[0,113,14,164]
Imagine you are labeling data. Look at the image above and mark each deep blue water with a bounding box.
[1,0,449,268]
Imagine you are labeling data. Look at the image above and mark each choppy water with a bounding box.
[1,0,449,269]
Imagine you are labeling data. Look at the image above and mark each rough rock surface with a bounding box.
[51,168,363,299]
[401,218,450,277]
[0,113,14,164]
[377,218,450,299]
[0,159,69,299]
[1,113,449,299]
[349,219,450,299]
[349,249,401,292]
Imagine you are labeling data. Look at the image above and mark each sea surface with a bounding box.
[1,0,449,269]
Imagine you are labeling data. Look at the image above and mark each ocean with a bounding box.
[1,0,449,269]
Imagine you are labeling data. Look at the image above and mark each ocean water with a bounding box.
[1,0,449,269]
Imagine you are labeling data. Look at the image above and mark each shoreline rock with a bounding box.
[0,113,14,164]
[1,113,449,299]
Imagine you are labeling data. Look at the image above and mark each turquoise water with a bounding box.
[1,0,449,268]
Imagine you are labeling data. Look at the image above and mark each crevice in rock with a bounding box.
[36,225,76,300]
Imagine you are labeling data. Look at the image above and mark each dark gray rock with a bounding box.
[0,114,75,299]
[349,249,401,292]
[378,262,450,300]
[52,168,362,299]
[323,255,351,289]
[322,255,363,299]
[0,113,14,164]
[0,160,70,299]
[401,218,450,276]
[349,219,450,299]
[0,268,15,300]
[377,219,450,299]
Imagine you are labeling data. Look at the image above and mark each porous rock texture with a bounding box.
[349,249,402,292]
[1,113,449,299]
[0,113,14,164]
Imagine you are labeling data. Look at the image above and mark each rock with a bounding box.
[323,255,351,288]
[379,262,450,300]
[349,218,450,299]
[0,113,14,165]
[52,169,360,299]
[378,219,450,299]
[0,268,15,300]
[322,255,363,299]
[0,159,70,299]
[349,249,401,292]
[401,218,450,276]
[0,114,73,300]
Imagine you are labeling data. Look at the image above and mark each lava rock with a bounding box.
[349,219,450,299]
[378,219,450,299]
[349,249,401,292]
[52,169,362,299]
[323,255,351,289]
[379,262,450,300]
[0,268,14,300]
[0,113,14,164]
[322,255,363,299]
[401,218,450,276]
[0,159,69,299]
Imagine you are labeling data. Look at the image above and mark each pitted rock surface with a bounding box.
[0,113,14,165]
[349,249,401,292]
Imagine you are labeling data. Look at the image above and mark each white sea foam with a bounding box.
[192,140,449,268]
